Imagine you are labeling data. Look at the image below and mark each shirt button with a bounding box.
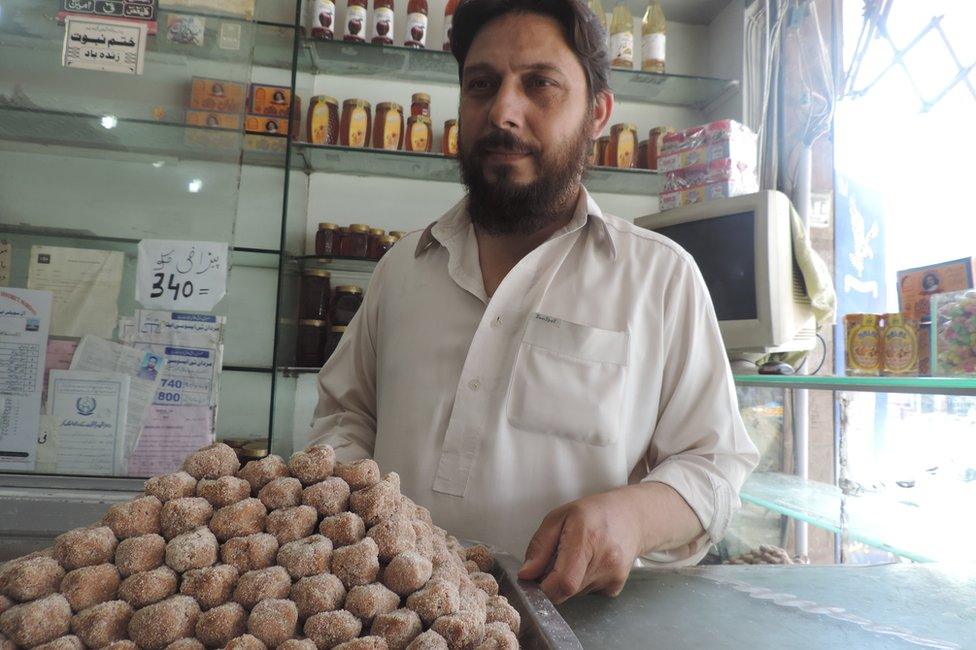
[491,316,503,329]
[468,379,481,391]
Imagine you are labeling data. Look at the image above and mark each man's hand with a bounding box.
[517,482,705,604]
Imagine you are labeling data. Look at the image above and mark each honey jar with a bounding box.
[442,119,458,156]
[372,102,404,150]
[297,319,329,367]
[315,222,339,257]
[299,269,332,320]
[637,140,649,169]
[307,96,339,145]
[607,123,638,168]
[366,228,387,260]
[377,235,397,259]
[340,99,372,148]
[406,115,432,152]
[597,136,610,166]
[389,230,407,241]
[411,93,431,117]
[332,286,364,326]
[338,224,370,258]
[325,325,346,361]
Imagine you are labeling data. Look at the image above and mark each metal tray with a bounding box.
[492,552,584,650]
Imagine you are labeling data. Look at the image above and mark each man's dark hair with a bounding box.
[450,0,611,101]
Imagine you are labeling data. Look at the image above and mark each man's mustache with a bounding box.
[471,130,538,156]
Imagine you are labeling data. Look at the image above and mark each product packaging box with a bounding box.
[249,84,293,118]
[897,257,976,322]
[245,114,290,136]
[931,289,976,376]
[663,158,757,193]
[660,119,756,153]
[658,176,759,211]
[190,77,246,114]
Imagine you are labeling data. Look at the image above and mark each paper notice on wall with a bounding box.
[27,246,123,339]
[0,289,52,472]
[35,415,59,474]
[42,339,79,408]
[63,15,147,75]
[136,240,228,312]
[126,404,213,476]
[49,370,130,476]
[0,241,10,287]
[70,335,164,457]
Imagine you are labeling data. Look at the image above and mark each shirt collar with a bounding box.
[414,186,618,260]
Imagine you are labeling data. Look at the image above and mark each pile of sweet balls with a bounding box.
[0,442,521,650]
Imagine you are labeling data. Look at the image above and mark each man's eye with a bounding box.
[467,79,493,91]
[530,77,557,88]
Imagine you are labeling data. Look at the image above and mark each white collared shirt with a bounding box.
[311,188,759,565]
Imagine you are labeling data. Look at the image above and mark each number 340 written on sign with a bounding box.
[150,273,211,301]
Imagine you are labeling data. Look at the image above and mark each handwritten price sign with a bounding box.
[136,240,228,312]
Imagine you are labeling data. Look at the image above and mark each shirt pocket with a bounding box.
[506,313,629,447]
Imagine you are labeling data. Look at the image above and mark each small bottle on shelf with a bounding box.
[442,0,458,51]
[343,0,368,42]
[404,0,429,48]
[371,0,394,45]
[410,93,431,118]
[641,0,666,73]
[309,0,337,40]
[609,0,634,70]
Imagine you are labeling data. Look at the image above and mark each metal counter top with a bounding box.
[557,563,975,649]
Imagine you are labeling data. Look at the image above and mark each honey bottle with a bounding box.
[609,1,634,69]
[641,1,666,73]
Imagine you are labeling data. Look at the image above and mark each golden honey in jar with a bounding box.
[297,319,329,367]
[299,269,332,321]
[597,136,610,166]
[442,119,459,156]
[882,313,919,376]
[340,99,372,148]
[372,102,404,150]
[366,228,387,260]
[406,115,432,152]
[307,96,339,145]
[339,224,370,258]
[332,286,364,326]
[410,93,431,118]
[607,123,637,168]
[315,222,340,257]
[845,313,882,376]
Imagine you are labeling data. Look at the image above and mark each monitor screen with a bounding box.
[652,211,758,321]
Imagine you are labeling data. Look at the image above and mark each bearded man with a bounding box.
[312,0,758,603]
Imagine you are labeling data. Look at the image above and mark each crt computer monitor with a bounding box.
[634,191,816,353]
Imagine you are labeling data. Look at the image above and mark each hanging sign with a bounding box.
[136,240,228,312]
[59,0,160,34]
[63,15,148,75]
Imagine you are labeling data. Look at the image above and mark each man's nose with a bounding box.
[488,77,526,131]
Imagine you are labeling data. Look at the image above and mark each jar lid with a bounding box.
[349,223,370,232]
[444,118,458,127]
[331,326,348,333]
[389,230,407,238]
[343,98,371,109]
[299,318,329,326]
[318,222,339,230]
[369,228,386,236]
[376,101,403,112]
[241,441,269,458]
[314,95,339,106]
[302,268,331,278]
[612,123,638,132]
[335,285,364,294]
[412,92,431,103]
[408,115,432,125]
[379,235,397,244]
[221,437,252,449]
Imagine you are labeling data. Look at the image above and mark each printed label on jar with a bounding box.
[372,7,394,42]
[383,111,401,149]
[349,107,368,147]
[447,124,458,154]
[610,31,634,64]
[310,0,336,37]
[310,103,330,144]
[442,15,453,49]
[406,12,428,47]
[345,5,367,40]
[410,121,430,151]
[616,132,635,168]
[642,32,665,62]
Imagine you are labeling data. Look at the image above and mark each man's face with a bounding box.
[458,12,610,235]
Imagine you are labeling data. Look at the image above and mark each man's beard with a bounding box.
[458,115,592,236]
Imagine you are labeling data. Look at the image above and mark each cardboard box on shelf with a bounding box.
[661,119,756,153]
[897,257,976,322]
[658,176,759,211]
[658,139,758,173]
[185,110,242,130]
[663,158,757,193]
[248,84,293,118]
[245,114,290,136]
[189,77,246,114]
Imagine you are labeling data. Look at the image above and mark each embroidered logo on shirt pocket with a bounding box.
[506,313,629,447]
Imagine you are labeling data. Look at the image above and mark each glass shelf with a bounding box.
[733,374,976,396]
[740,472,974,563]
[302,39,738,109]
[294,255,380,274]
[294,144,663,195]
[0,105,290,168]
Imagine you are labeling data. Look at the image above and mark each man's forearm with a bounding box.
[618,481,705,555]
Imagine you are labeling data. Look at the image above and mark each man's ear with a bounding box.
[590,90,614,140]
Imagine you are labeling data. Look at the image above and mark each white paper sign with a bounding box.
[0,241,10,287]
[136,240,228,311]
[49,370,129,476]
[63,15,147,75]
